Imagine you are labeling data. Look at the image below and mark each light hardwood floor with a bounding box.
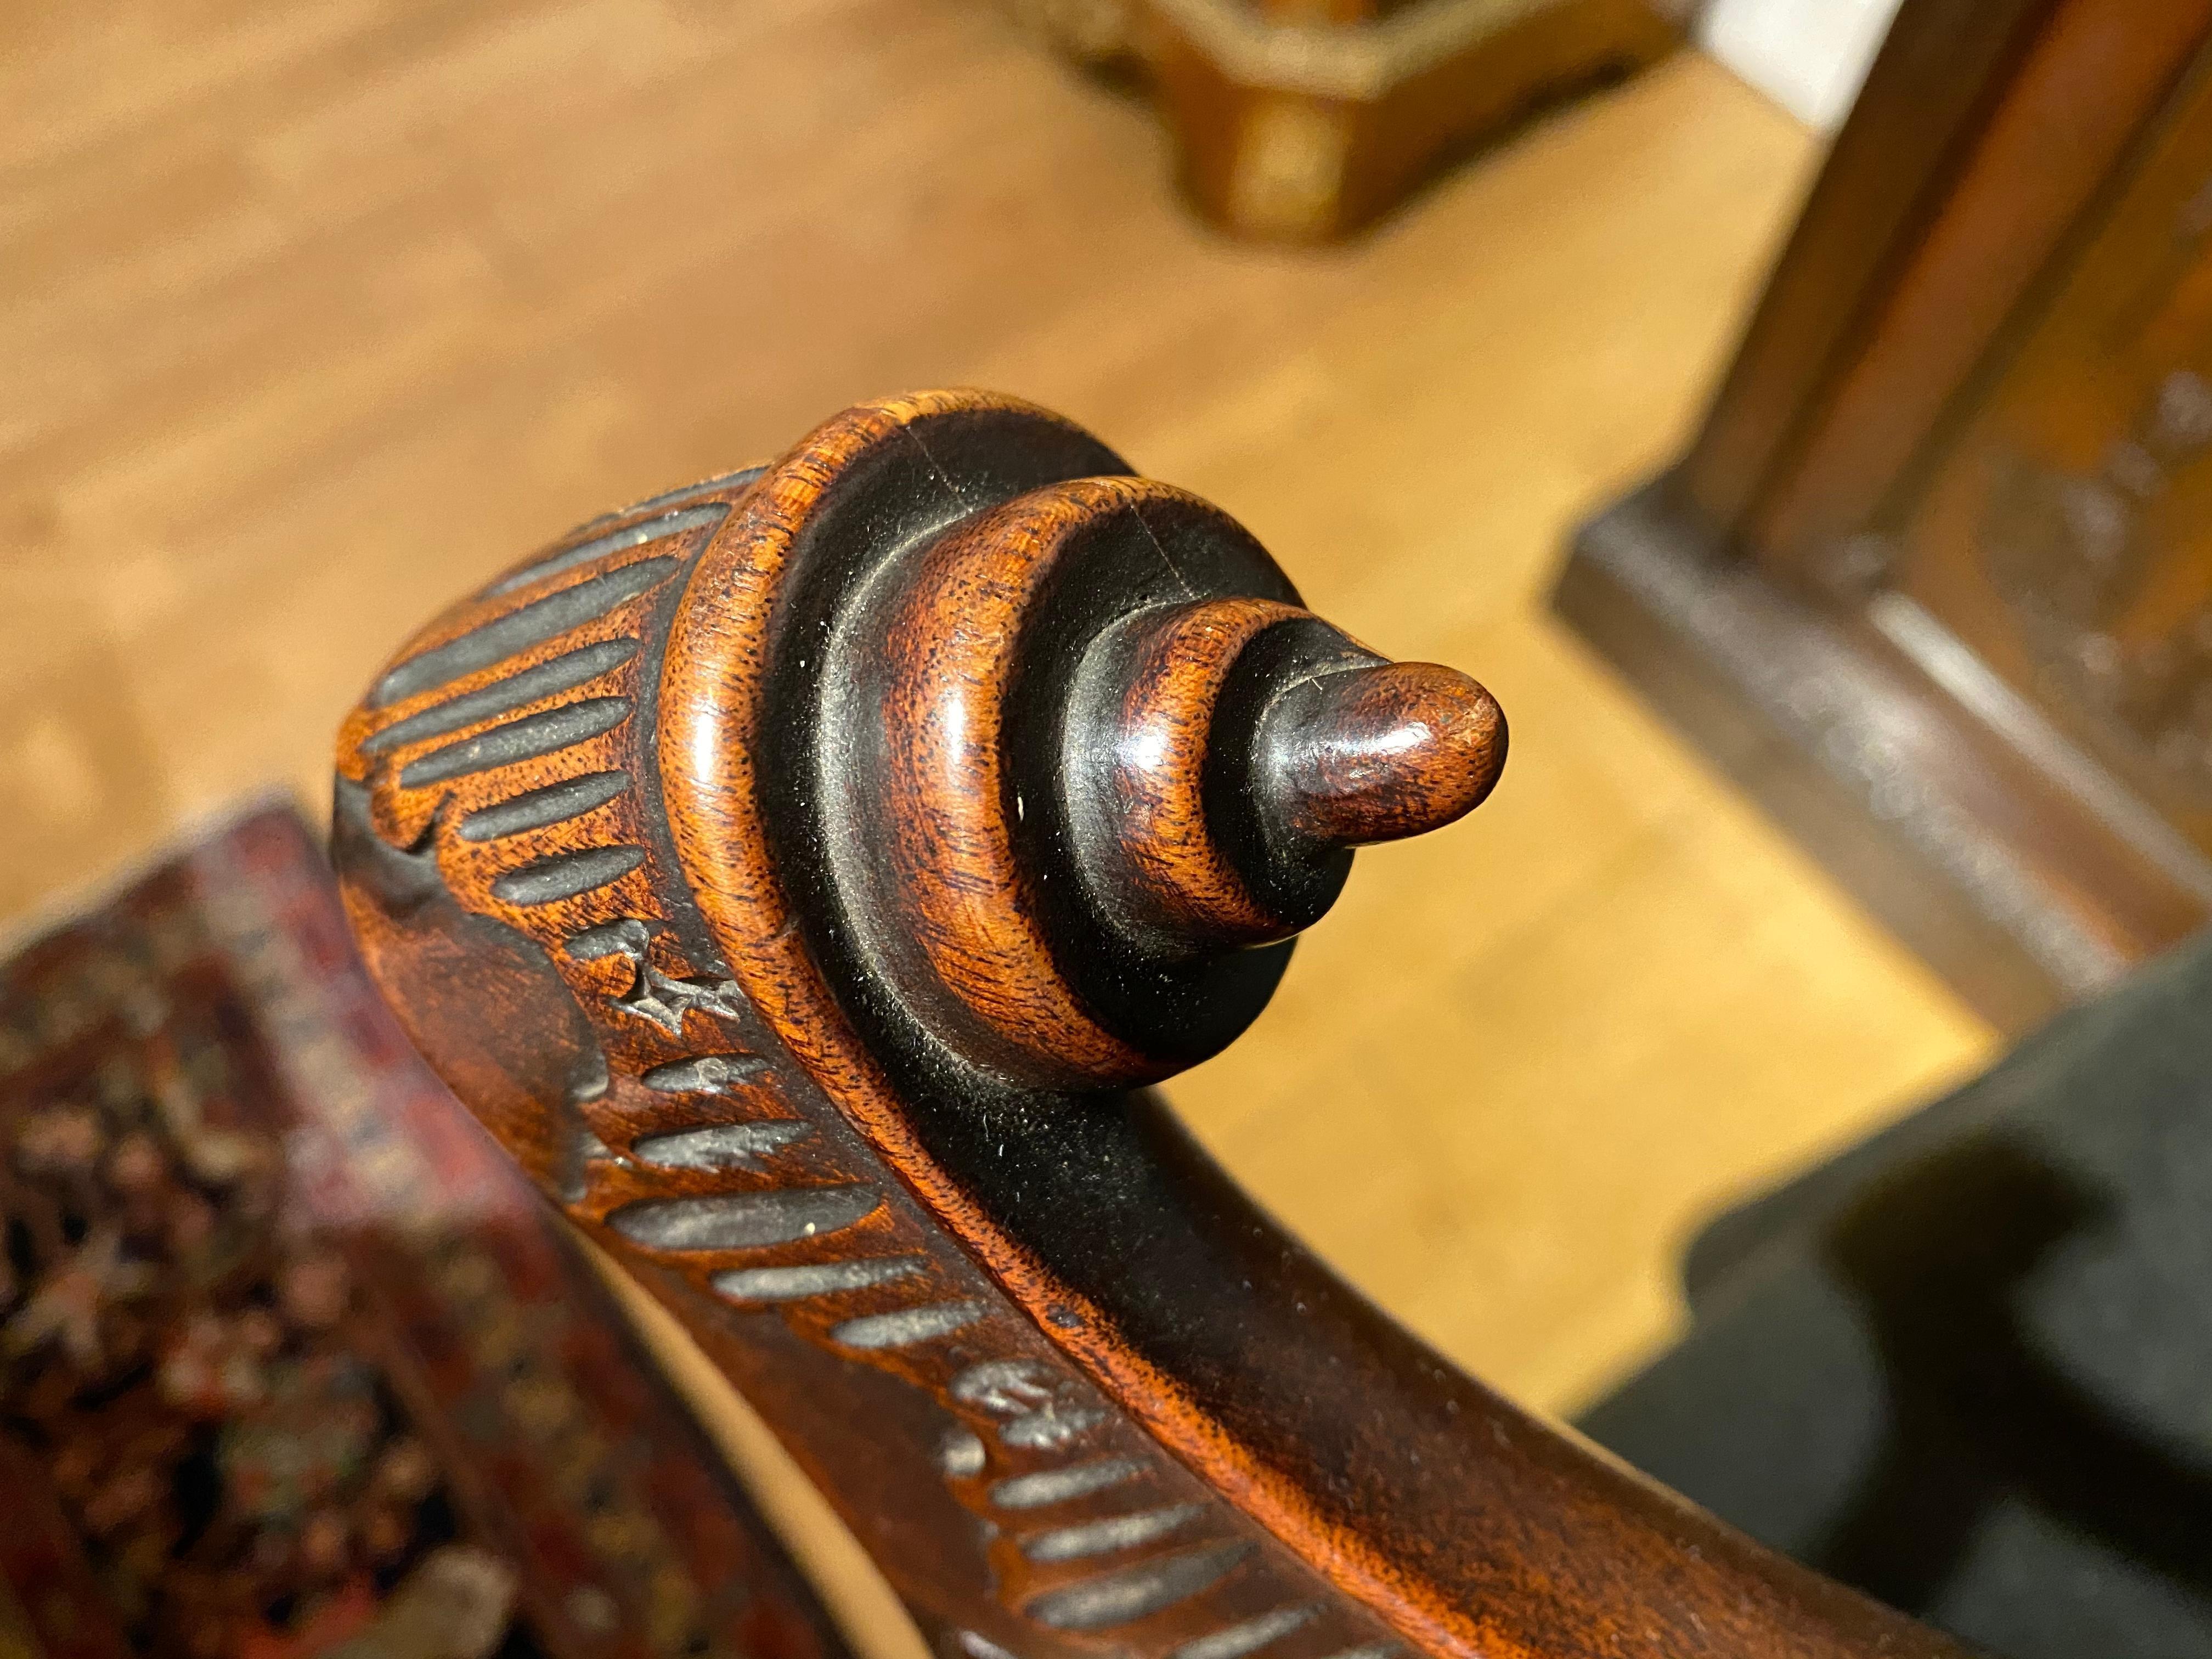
[2,4,1994,1650]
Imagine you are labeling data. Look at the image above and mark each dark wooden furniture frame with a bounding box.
[1558,0,2212,1031]
[333,392,1978,1659]
[1013,0,1679,241]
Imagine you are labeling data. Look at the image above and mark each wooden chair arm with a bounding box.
[332,391,1970,1659]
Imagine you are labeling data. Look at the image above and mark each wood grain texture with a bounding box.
[335,390,1979,1659]
[1091,596,1312,947]
[1257,660,1506,849]
[862,474,1169,1088]
[335,428,1436,1659]
[2,8,1991,1652]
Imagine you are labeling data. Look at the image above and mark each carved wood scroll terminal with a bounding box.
[334,391,1967,1659]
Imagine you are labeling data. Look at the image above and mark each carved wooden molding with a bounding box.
[335,391,1965,1659]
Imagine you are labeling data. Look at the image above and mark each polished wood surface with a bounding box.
[2,7,1991,1652]
[332,390,1976,1659]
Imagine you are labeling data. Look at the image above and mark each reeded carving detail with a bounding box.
[333,407,1422,1659]
[335,391,1950,1659]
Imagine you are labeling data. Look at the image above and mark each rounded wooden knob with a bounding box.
[340,391,1507,1098]
[1256,659,1506,851]
[1068,600,1506,958]
[759,411,1508,1093]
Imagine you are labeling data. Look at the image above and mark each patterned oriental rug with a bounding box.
[0,804,851,1659]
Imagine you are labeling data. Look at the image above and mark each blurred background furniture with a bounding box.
[1558,0,2212,1031]
[1005,0,1680,240]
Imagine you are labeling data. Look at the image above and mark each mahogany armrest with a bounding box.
[332,392,1970,1659]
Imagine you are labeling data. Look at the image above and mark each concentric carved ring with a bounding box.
[334,391,1966,1659]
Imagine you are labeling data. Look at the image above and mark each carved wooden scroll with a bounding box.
[334,391,1968,1659]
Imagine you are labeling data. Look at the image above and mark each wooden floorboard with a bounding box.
[1,5,1994,1651]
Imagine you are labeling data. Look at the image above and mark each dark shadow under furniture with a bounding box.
[1585,927,2212,1656]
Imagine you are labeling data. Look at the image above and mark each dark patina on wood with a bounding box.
[334,391,1968,1659]
[1560,0,2212,1029]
